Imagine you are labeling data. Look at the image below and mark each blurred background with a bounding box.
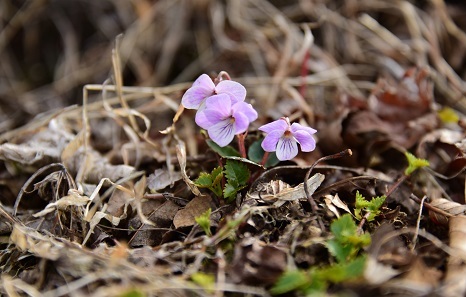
[1,0,466,134]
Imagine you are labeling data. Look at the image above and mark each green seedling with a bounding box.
[354,191,386,222]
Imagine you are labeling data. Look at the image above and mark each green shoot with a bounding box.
[405,152,429,176]
[194,208,212,236]
[194,166,223,198]
[354,191,386,222]
[271,214,369,295]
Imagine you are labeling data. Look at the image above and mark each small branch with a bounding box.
[385,174,408,199]
[408,193,453,218]
[357,211,372,234]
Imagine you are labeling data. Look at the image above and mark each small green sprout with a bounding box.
[354,191,386,222]
[405,152,429,176]
[194,208,212,236]
[194,166,223,198]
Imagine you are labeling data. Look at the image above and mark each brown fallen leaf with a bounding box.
[429,198,466,225]
[173,195,214,229]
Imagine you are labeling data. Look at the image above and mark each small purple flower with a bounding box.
[259,117,317,161]
[181,74,246,110]
[196,93,258,147]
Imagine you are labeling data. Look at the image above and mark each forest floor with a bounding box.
[2,0,466,296]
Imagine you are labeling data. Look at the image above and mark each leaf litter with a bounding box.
[2,0,466,296]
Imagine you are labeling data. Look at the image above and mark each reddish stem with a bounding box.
[237,132,247,158]
[260,151,270,167]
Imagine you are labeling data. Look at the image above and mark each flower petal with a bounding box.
[276,137,298,161]
[232,111,249,134]
[181,74,215,109]
[208,119,236,147]
[215,80,246,102]
[259,118,288,134]
[181,86,213,109]
[293,130,316,152]
[290,122,317,135]
[204,94,232,118]
[195,103,211,129]
[192,74,215,90]
[261,130,283,152]
[232,102,258,123]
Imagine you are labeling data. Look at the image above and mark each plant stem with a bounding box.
[236,132,247,158]
[260,151,270,167]
[385,174,408,199]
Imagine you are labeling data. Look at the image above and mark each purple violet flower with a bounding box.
[196,93,258,147]
[181,74,246,110]
[259,117,317,161]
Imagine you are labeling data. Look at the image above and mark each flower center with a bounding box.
[284,130,292,137]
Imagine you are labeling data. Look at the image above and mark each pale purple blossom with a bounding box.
[259,117,317,161]
[196,94,258,147]
[181,74,246,110]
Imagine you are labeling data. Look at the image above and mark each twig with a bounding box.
[408,193,453,219]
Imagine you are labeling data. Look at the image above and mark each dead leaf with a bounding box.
[176,142,201,196]
[147,168,182,192]
[247,173,325,206]
[323,193,352,217]
[173,195,213,229]
[429,198,466,225]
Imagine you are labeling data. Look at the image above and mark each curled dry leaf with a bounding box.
[429,198,466,225]
[176,142,201,196]
[33,189,90,217]
[246,173,325,206]
[323,193,352,218]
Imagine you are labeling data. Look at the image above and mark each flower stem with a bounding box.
[260,151,270,167]
[237,132,247,158]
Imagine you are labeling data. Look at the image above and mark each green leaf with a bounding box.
[354,191,386,221]
[248,139,280,167]
[206,139,240,157]
[195,208,212,236]
[270,270,310,295]
[329,214,371,262]
[318,256,366,282]
[194,166,224,197]
[327,239,353,263]
[331,214,358,242]
[195,173,213,188]
[224,160,249,185]
[405,152,429,176]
